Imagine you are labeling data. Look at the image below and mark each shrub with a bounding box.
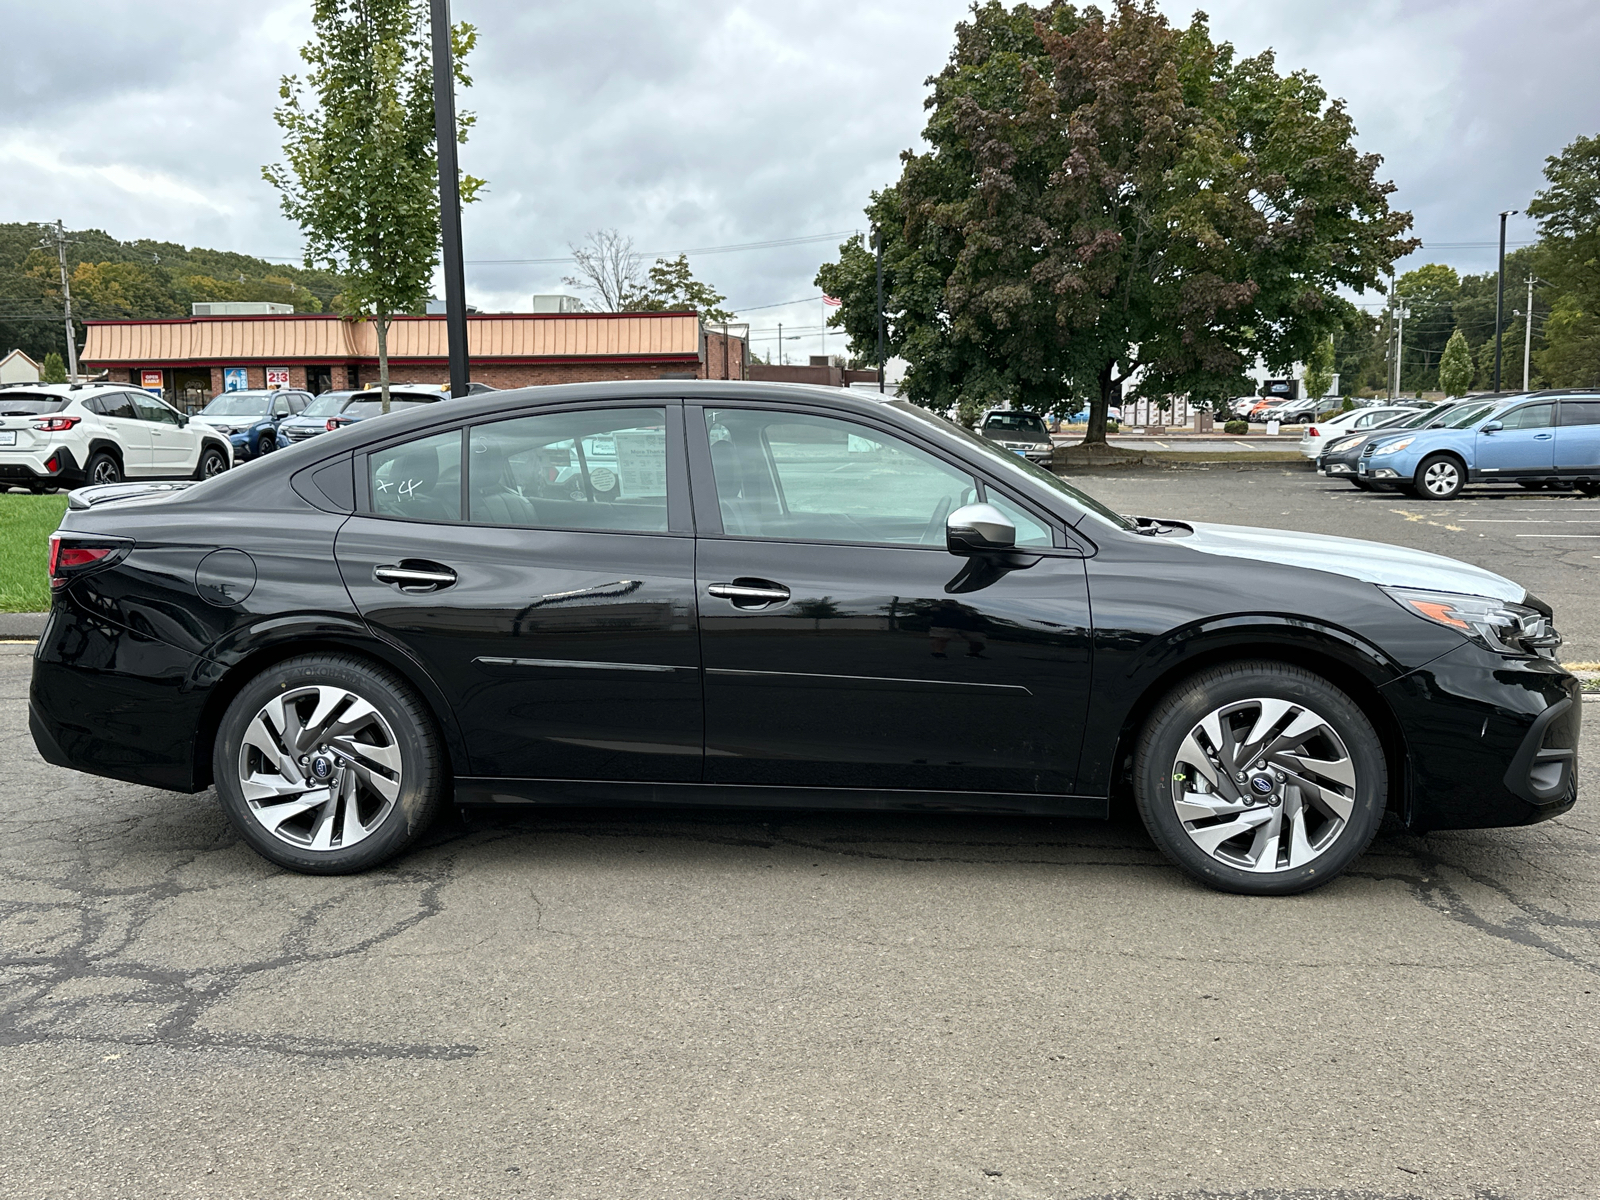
[1223,419,1248,435]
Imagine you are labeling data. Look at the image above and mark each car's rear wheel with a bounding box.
[196,446,228,480]
[1415,453,1464,500]
[1133,661,1386,896]
[85,451,121,486]
[212,654,446,874]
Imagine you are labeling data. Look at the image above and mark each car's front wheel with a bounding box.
[258,433,277,457]
[1133,661,1386,896]
[212,654,446,874]
[195,446,228,480]
[1414,453,1465,500]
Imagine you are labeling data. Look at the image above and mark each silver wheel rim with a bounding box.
[92,459,118,484]
[1423,461,1458,495]
[1170,697,1357,874]
[236,684,403,852]
[204,453,225,477]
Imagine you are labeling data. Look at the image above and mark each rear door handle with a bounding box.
[375,562,458,592]
[707,579,790,608]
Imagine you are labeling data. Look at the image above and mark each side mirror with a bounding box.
[177,414,188,427]
[946,502,1016,556]
[1481,420,1503,434]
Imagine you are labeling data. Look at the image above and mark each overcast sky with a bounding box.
[3,0,1597,362]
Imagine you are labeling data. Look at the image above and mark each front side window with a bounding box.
[1498,403,1553,430]
[133,395,180,426]
[983,490,1054,548]
[273,395,292,417]
[467,407,669,533]
[369,429,461,522]
[705,409,976,545]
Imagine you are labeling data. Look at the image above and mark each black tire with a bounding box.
[195,446,228,480]
[1578,482,1600,498]
[85,451,122,486]
[1414,453,1464,500]
[1517,480,1549,491]
[257,434,277,457]
[212,653,446,874]
[1133,661,1387,896]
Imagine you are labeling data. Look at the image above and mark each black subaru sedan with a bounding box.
[30,382,1579,895]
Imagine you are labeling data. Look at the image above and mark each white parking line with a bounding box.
[1514,534,1600,538]
[1460,519,1600,523]
[1232,440,1255,450]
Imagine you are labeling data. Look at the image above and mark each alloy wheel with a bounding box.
[91,458,120,484]
[203,452,227,478]
[1169,697,1357,874]
[236,684,403,852]
[1422,460,1459,496]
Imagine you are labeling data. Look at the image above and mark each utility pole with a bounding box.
[1493,208,1518,393]
[777,322,783,366]
[429,0,470,399]
[874,227,885,393]
[48,220,78,382]
[1393,300,1407,399]
[1523,274,1536,392]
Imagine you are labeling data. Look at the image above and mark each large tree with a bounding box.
[264,0,483,411]
[1528,134,1600,388]
[817,1,1415,437]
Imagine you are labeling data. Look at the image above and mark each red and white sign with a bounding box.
[140,369,164,389]
[265,367,290,389]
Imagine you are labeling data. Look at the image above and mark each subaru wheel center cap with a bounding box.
[1249,774,1275,796]
[310,755,334,781]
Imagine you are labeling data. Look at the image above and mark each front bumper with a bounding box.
[0,447,84,489]
[1380,642,1580,831]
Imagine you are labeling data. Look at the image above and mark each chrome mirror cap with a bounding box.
[946,502,1016,555]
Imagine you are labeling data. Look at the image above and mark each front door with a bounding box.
[132,393,196,474]
[690,404,1092,797]
[334,405,702,782]
[1476,402,1555,476]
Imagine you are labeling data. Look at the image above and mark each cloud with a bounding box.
[0,0,1596,361]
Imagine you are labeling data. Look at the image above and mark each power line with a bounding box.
[249,230,861,268]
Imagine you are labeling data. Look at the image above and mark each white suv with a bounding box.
[0,383,233,492]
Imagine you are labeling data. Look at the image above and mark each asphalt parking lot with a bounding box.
[3,468,1598,1200]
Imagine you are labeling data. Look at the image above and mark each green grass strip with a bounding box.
[0,494,69,613]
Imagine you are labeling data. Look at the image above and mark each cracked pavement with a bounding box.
[2,471,1598,1198]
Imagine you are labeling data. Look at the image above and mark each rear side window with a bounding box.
[468,407,668,533]
[368,429,462,522]
[1560,400,1600,427]
[95,393,140,421]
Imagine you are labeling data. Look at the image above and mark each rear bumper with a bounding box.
[29,600,208,792]
[0,447,83,489]
[1381,643,1580,831]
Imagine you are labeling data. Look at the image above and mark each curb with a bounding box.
[1057,456,1316,475]
[0,612,48,639]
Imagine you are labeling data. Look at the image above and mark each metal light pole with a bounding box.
[1523,274,1536,392]
[1393,301,1408,399]
[430,0,470,399]
[874,227,885,394]
[1493,209,1518,393]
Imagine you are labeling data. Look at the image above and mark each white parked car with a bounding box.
[1298,404,1424,459]
[0,382,232,492]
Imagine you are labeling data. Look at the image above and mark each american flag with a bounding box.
[822,295,842,306]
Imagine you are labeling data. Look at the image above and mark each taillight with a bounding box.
[33,416,81,432]
[47,533,133,590]
[1307,426,1319,437]
[327,419,343,431]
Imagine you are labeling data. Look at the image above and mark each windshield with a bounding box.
[893,401,1135,531]
[301,392,355,417]
[1446,403,1498,429]
[343,398,438,419]
[0,395,67,415]
[202,393,273,417]
[981,413,1049,437]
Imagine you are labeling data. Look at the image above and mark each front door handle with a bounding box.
[707,579,790,608]
[374,562,458,592]
[1534,433,1552,440]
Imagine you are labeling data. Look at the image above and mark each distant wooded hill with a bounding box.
[0,223,348,365]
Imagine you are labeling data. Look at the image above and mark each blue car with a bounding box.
[192,389,312,462]
[1358,391,1600,499]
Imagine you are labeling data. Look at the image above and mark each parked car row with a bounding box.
[1310,390,1600,499]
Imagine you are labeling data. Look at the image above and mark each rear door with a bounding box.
[334,401,702,782]
[1555,399,1600,472]
[1476,402,1555,477]
[688,402,1092,797]
[91,392,153,474]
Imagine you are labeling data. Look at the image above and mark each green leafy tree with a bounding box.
[264,0,484,411]
[1394,263,1459,391]
[626,253,734,324]
[1529,135,1600,388]
[1438,328,1473,395]
[40,352,67,383]
[817,1,1415,439]
[1302,334,1336,403]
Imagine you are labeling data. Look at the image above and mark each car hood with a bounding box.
[1180,521,1525,603]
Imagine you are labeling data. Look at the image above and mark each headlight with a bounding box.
[1370,437,1413,456]
[1328,435,1364,453]
[1382,586,1561,658]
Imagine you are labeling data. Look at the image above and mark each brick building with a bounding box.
[81,311,749,411]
